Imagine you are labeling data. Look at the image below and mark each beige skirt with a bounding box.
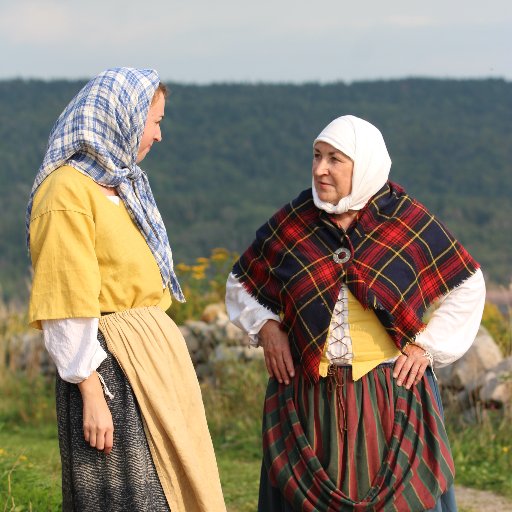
[99,306,227,512]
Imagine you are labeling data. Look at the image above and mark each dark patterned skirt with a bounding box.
[259,364,457,512]
[56,331,170,512]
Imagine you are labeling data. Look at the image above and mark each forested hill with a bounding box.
[0,78,510,301]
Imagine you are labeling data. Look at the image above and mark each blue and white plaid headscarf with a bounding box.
[26,67,185,302]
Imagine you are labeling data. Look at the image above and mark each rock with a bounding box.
[185,335,200,354]
[211,326,228,345]
[194,348,209,364]
[433,365,452,384]
[241,346,264,360]
[195,363,213,380]
[224,322,245,344]
[438,326,503,389]
[213,344,245,362]
[478,356,512,406]
[185,319,209,333]
[201,303,227,323]
[214,311,229,326]
[179,325,200,353]
[178,324,190,338]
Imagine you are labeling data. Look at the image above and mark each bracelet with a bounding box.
[422,350,434,368]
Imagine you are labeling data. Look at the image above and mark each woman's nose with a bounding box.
[313,159,328,175]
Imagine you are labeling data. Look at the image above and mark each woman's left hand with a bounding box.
[393,344,430,389]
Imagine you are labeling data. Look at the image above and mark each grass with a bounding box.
[3,262,510,510]
[202,359,268,512]
[0,421,261,512]
[446,407,512,499]
[1,337,511,510]
[216,445,260,512]
[0,424,61,511]
[0,360,268,512]
[0,370,60,512]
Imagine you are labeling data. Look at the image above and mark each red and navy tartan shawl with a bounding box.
[232,181,479,383]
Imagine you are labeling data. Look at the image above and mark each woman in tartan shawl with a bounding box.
[27,68,226,512]
[226,115,485,511]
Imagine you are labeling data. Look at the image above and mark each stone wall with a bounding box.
[6,305,510,415]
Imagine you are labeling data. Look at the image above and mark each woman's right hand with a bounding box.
[259,320,295,385]
[78,372,114,455]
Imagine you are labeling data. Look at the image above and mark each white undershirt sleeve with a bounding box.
[413,268,486,367]
[225,272,281,346]
[42,317,107,383]
[226,268,486,368]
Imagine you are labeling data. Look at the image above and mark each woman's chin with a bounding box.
[317,192,339,205]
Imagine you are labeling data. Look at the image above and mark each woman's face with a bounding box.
[312,141,354,204]
[136,92,165,163]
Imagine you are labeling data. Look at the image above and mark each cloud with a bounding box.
[0,1,76,44]
[384,15,435,28]
[0,0,510,81]
[0,0,145,46]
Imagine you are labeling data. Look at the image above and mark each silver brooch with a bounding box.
[333,247,351,264]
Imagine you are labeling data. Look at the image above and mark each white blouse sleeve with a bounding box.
[42,317,107,383]
[414,268,486,367]
[225,272,281,346]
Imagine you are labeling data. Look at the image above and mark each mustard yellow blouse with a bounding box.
[319,289,401,380]
[29,166,171,329]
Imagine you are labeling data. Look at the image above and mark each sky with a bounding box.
[1,0,511,84]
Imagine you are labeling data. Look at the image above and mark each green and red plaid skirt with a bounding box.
[260,364,454,511]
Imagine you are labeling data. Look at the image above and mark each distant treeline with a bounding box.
[0,78,510,301]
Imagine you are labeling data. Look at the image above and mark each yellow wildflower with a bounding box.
[211,247,229,257]
[196,257,210,266]
[176,263,191,273]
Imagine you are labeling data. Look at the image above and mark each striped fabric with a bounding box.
[233,182,479,382]
[26,68,184,301]
[261,365,454,511]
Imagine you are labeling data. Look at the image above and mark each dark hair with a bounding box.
[152,82,169,104]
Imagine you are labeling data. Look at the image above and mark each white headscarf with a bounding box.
[312,115,391,214]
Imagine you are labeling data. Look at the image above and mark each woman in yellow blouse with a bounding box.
[27,68,226,512]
